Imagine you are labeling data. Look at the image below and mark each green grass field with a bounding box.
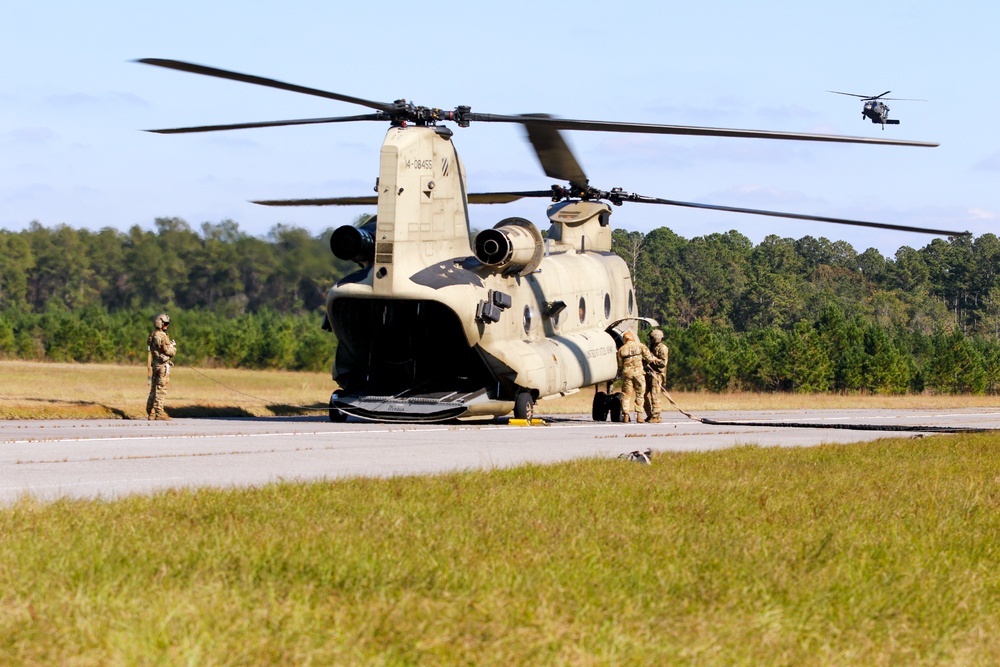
[4,435,1000,664]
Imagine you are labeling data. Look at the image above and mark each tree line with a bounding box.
[610,228,1000,393]
[612,228,1000,337]
[0,217,357,372]
[2,219,1000,393]
[0,306,333,372]
[0,218,356,315]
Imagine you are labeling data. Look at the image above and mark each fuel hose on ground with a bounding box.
[661,388,996,434]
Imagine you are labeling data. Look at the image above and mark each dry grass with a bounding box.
[2,360,998,420]
[0,360,333,419]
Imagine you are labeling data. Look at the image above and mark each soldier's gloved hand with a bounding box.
[147,376,151,386]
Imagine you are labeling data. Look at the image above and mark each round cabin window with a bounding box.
[523,305,532,334]
[579,297,586,323]
[604,293,611,318]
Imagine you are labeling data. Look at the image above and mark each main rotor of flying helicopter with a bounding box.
[828,90,926,103]
[137,58,965,238]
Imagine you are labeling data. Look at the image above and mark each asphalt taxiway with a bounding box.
[3,408,999,503]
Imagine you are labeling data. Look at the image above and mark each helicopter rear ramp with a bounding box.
[330,389,512,423]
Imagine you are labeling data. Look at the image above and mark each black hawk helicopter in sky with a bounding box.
[828,90,926,128]
[137,59,961,423]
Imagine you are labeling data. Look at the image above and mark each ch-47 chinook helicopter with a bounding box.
[138,59,963,424]
[828,90,926,128]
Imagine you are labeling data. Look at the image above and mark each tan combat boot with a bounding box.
[622,413,631,423]
[636,413,645,424]
[155,413,172,421]
[649,416,662,424]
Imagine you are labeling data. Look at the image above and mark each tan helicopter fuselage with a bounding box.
[326,125,638,421]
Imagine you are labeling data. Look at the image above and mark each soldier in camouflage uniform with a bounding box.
[616,330,658,423]
[643,329,669,423]
[146,313,177,420]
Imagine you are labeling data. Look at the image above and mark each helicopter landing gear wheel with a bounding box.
[609,392,624,422]
[329,401,348,423]
[592,391,610,422]
[514,391,534,420]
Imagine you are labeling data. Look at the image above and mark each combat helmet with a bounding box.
[650,329,664,343]
[153,313,171,329]
[622,331,635,343]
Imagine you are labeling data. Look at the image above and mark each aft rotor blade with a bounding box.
[136,58,395,113]
[254,191,557,206]
[468,191,555,204]
[146,114,383,134]
[873,90,892,100]
[467,113,939,148]
[519,115,588,187]
[630,195,967,236]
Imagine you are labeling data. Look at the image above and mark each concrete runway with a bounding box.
[3,408,1000,503]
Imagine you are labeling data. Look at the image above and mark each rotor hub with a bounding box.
[381,100,474,127]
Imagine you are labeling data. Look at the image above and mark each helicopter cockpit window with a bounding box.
[579,297,586,323]
[604,293,611,318]
[523,305,532,335]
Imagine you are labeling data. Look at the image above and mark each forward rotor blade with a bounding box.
[136,58,395,112]
[253,196,378,207]
[873,90,892,100]
[519,115,588,187]
[467,113,939,147]
[629,195,967,236]
[146,114,383,134]
[828,90,870,98]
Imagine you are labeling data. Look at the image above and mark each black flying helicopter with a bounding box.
[828,90,925,128]
[136,59,960,423]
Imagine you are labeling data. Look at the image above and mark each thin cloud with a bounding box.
[755,104,822,122]
[109,91,148,107]
[968,207,998,221]
[204,135,264,150]
[701,184,828,208]
[975,151,1000,171]
[44,92,104,107]
[3,127,55,145]
[3,183,55,204]
[824,203,992,237]
[44,91,148,108]
[643,96,746,124]
[593,134,816,167]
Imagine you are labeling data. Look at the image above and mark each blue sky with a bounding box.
[2,0,996,256]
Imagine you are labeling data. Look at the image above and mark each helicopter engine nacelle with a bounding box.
[473,217,544,277]
[330,224,375,265]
